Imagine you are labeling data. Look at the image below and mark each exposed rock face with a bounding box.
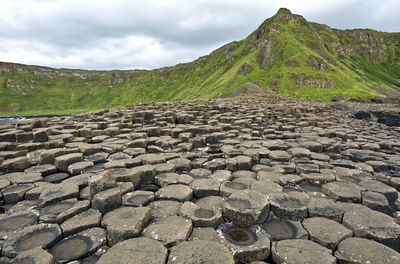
[0,93,400,262]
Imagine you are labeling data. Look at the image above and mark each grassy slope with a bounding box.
[1,9,399,115]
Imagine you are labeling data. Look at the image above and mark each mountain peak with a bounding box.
[276,8,292,16]
[272,8,305,24]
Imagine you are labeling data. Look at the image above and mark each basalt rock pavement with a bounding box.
[0,93,400,263]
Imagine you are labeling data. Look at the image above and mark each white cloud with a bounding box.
[0,0,398,70]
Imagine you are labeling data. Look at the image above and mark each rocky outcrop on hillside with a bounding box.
[0,93,399,263]
[328,29,400,61]
[0,62,107,79]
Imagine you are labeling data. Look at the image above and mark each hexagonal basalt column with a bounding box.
[168,240,235,264]
[272,239,336,264]
[222,190,270,226]
[180,201,222,228]
[220,180,250,197]
[2,223,62,258]
[101,207,151,246]
[343,207,400,251]
[269,193,308,221]
[97,237,168,264]
[261,216,308,241]
[302,217,352,249]
[49,227,106,263]
[142,216,192,247]
[335,237,400,264]
[307,197,343,222]
[217,223,270,263]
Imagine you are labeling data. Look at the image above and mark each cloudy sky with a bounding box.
[0,0,398,70]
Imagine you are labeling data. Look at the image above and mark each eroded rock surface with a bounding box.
[0,94,400,262]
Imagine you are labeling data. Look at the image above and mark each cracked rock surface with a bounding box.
[1,94,400,263]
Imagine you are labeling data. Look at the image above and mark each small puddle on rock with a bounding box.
[261,219,298,241]
[0,215,37,231]
[15,229,58,251]
[50,235,92,261]
[223,226,257,246]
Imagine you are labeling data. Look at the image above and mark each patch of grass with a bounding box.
[0,108,99,117]
[1,9,399,115]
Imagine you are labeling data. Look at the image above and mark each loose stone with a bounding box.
[155,184,193,202]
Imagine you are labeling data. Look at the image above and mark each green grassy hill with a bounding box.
[1,8,400,115]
